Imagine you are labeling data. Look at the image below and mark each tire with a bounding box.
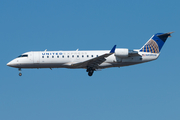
[19,73,22,76]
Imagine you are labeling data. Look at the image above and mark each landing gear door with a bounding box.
[33,52,40,63]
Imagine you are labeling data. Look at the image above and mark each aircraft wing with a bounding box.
[71,45,116,69]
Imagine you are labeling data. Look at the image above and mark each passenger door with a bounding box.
[33,52,40,63]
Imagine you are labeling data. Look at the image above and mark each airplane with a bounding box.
[7,32,173,76]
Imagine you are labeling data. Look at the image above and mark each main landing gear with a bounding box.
[86,67,95,76]
[18,68,22,76]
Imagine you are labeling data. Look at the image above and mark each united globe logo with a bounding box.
[139,39,159,53]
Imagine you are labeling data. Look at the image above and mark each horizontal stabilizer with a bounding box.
[157,32,174,37]
[157,32,174,42]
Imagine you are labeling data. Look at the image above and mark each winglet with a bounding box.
[110,45,116,53]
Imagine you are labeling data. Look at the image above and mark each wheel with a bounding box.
[19,73,22,76]
[88,70,94,76]
[87,67,95,76]
[88,72,93,76]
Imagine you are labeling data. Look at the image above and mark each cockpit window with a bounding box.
[17,54,28,58]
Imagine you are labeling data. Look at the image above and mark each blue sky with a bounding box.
[1,0,180,120]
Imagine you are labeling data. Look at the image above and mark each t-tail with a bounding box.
[139,32,173,53]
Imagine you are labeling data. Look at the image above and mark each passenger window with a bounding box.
[77,55,79,58]
[62,55,64,58]
[91,55,93,57]
[42,56,44,58]
[82,55,84,57]
[52,56,54,58]
[47,56,49,58]
[57,56,59,58]
[87,55,89,57]
[67,55,69,58]
[72,55,74,58]
[97,55,98,57]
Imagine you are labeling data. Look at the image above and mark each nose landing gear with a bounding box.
[18,68,22,76]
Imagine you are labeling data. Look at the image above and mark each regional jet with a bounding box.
[7,32,173,76]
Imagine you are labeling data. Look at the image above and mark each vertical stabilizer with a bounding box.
[139,32,173,53]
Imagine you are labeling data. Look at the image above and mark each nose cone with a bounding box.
[7,61,12,67]
[7,59,17,67]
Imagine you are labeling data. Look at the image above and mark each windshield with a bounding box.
[17,54,28,58]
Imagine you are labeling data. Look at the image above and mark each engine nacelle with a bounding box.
[115,48,129,58]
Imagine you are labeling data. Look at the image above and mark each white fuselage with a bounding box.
[7,49,159,69]
[7,32,172,76]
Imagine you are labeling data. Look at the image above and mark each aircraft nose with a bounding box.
[7,59,20,68]
[7,61,11,66]
[7,60,15,67]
